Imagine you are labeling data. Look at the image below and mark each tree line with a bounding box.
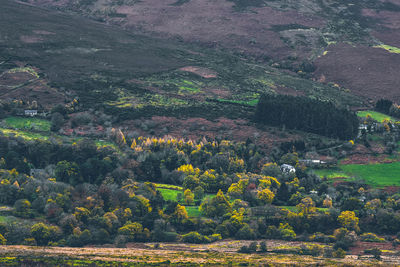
[255,94,359,140]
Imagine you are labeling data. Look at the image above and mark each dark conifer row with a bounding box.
[255,94,359,140]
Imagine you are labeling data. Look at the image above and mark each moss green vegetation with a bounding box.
[4,117,51,132]
[357,110,396,122]
[374,44,400,54]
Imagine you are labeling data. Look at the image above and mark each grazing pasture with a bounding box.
[357,111,396,122]
[4,117,51,132]
[314,162,400,187]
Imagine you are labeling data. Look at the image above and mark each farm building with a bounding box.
[24,110,38,116]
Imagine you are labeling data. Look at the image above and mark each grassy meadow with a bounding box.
[314,162,400,187]
[4,117,51,132]
[357,110,397,122]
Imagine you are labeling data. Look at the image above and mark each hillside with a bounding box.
[24,0,400,102]
[1,0,361,119]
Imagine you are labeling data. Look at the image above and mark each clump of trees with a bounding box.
[255,94,359,139]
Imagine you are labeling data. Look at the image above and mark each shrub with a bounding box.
[364,248,381,260]
[309,232,335,243]
[238,245,250,253]
[13,199,32,218]
[237,242,257,254]
[333,228,358,250]
[300,244,324,256]
[0,233,6,245]
[278,223,296,240]
[23,238,36,246]
[332,248,346,258]
[248,241,258,253]
[118,222,144,241]
[181,231,210,244]
[235,224,256,240]
[31,223,60,246]
[114,235,127,248]
[208,234,222,242]
[260,241,267,252]
[360,233,385,243]
[154,231,179,242]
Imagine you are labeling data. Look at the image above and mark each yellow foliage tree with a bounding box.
[174,204,189,221]
[338,210,359,232]
[257,188,275,204]
[184,189,194,205]
[296,197,316,216]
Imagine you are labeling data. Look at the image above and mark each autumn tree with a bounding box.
[257,188,275,204]
[200,190,231,217]
[173,204,189,222]
[296,197,316,216]
[338,211,359,232]
[31,223,60,246]
[184,189,194,205]
[118,222,144,241]
[55,160,82,185]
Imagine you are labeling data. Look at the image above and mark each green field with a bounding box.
[4,117,51,132]
[341,162,400,187]
[314,162,400,187]
[357,110,396,122]
[155,184,213,217]
[158,188,181,202]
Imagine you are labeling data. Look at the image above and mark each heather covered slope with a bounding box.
[0,0,360,118]
[24,0,400,102]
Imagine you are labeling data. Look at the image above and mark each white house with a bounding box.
[280,164,296,174]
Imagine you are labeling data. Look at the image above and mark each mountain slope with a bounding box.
[0,0,361,118]
[24,0,400,102]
